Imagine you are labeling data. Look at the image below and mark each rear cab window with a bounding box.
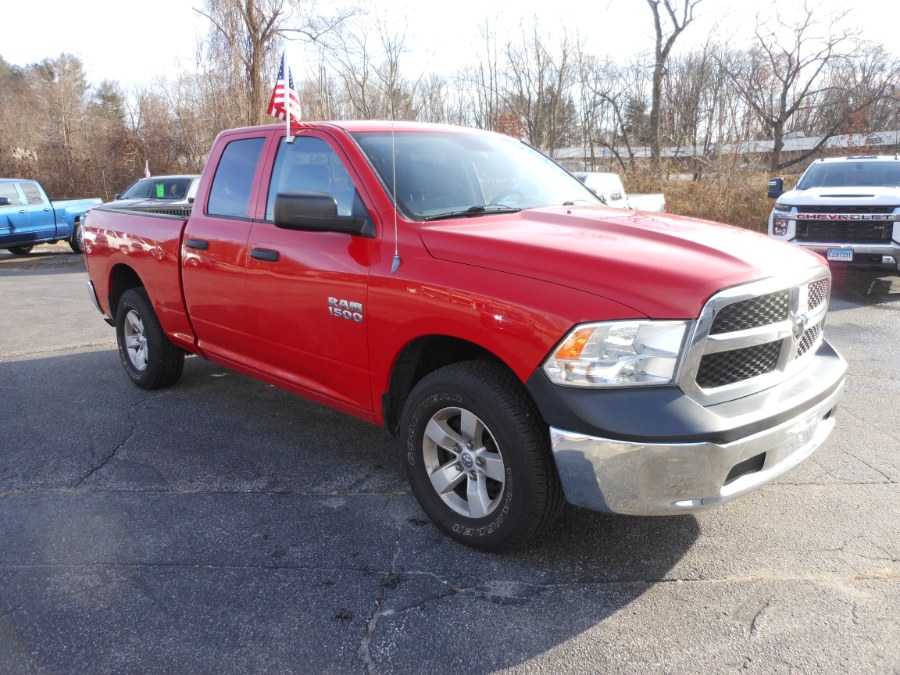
[208,137,266,218]
[19,182,46,205]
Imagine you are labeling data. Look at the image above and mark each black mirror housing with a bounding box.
[0,197,10,207]
[767,177,784,199]
[274,191,370,236]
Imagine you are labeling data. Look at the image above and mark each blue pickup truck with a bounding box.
[0,179,101,255]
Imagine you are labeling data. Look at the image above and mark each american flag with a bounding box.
[267,52,301,123]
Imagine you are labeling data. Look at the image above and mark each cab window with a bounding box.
[208,137,265,218]
[19,182,46,205]
[265,136,368,224]
[0,183,23,205]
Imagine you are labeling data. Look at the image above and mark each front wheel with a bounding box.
[115,288,184,389]
[7,245,34,256]
[400,361,564,551]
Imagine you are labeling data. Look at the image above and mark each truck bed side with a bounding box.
[82,206,196,351]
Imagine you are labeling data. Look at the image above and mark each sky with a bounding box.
[4,0,900,91]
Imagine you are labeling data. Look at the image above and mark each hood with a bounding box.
[419,206,825,318]
[779,186,900,205]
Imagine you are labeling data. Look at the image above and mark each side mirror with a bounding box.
[0,197,10,207]
[274,192,370,236]
[114,194,122,200]
[767,177,784,199]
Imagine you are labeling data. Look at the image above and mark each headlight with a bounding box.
[542,320,689,387]
[771,203,793,236]
[772,216,790,236]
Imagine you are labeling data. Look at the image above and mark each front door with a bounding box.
[244,133,377,414]
[0,183,29,245]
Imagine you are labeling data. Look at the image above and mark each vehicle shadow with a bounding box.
[830,269,900,308]
[0,349,699,672]
[0,246,85,276]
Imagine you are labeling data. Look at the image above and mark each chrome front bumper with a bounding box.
[549,378,843,515]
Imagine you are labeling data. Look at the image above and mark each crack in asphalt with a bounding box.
[70,394,166,490]
[839,407,900,453]
[845,449,900,482]
[358,508,404,673]
[748,597,771,637]
[0,605,20,620]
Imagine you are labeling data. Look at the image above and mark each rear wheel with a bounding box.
[69,219,83,254]
[7,245,33,256]
[115,288,184,389]
[400,361,564,551]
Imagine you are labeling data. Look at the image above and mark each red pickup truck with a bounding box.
[82,121,847,551]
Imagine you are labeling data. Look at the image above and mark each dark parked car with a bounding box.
[111,175,201,215]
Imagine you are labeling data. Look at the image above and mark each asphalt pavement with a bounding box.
[1,243,898,673]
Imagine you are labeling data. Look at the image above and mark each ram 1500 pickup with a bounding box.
[0,179,101,254]
[767,155,900,272]
[82,121,847,551]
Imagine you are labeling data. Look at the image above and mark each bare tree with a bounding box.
[322,16,424,120]
[576,56,649,171]
[196,0,356,126]
[502,22,576,154]
[720,6,896,171]
[645,0,702,167]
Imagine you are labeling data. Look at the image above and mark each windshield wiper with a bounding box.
[423,204,522,221]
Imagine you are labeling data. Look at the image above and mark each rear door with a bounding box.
[244,131,378,413]
[181,130,268,364]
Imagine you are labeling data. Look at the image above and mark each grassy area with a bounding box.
[623,170,799,233]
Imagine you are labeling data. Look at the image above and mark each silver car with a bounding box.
[112,175,201,216]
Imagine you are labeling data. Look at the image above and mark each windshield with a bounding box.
[797,161,900,190]
[351,130,602,220]
[120,177,195,200]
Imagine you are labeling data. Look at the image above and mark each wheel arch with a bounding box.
[381,334,530,436]
[107,263,145,319]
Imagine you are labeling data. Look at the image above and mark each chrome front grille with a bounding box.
[679,270,832,406]
[808,279,828,311]
[796,323,822,359]
[709,291,789,334]
[695,340,782,388]
[796,221,893,243]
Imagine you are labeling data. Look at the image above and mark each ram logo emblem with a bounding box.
[328,297,364,323]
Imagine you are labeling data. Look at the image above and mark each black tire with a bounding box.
[7,245,34,256]
[400,360,564,551]
[69,219,83,254]
[115,288,184,390]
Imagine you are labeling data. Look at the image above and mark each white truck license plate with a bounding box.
[826,248,854,262]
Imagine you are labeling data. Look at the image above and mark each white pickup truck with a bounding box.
[767,155,900,273]
[574,172,667,212]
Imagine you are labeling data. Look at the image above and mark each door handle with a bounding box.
[185,238,209,250]
[250,248,280,262]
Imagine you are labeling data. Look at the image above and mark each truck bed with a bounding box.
[82,206,195,350]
